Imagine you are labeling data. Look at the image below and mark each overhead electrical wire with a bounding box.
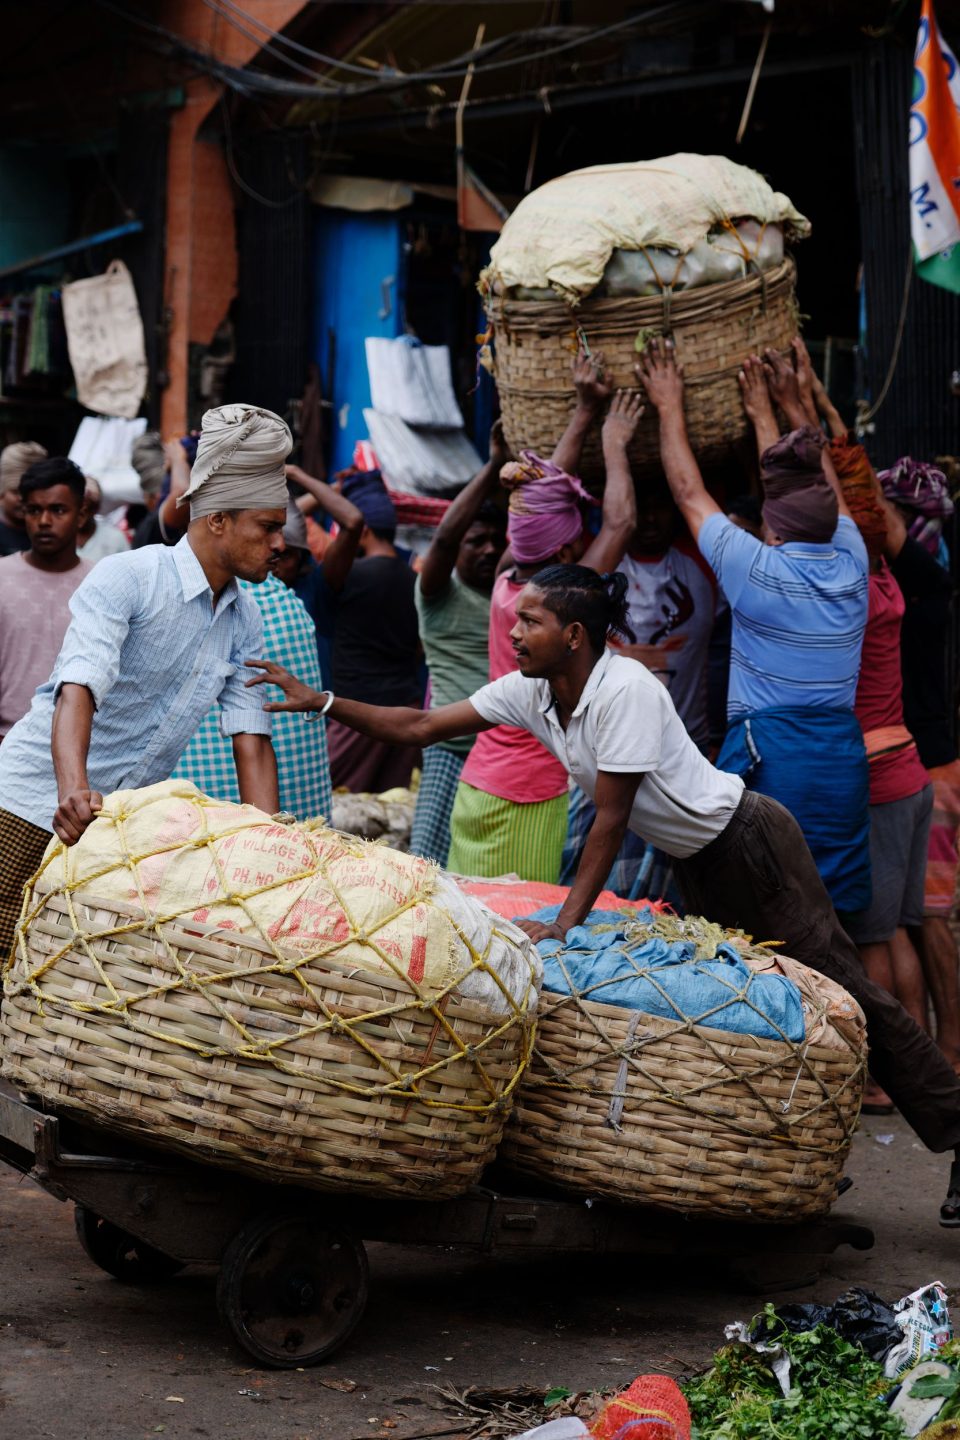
[199,0,342,84]
[217,0,701,86]
[91,0,701,104]
[219,95,305,207]
[200,0,407,77]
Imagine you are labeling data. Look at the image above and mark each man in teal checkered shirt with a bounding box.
[175,571,332,822]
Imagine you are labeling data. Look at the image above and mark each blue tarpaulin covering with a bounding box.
[525,907,805,1043]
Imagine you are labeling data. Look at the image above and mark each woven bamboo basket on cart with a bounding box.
[499,920,866,1222]
[0,784,538,1199]
[485,259,798,482]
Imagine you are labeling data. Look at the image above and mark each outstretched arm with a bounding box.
[580,390,642,573]
[551,350,613,475]
[635,338,720,543]
[285,464,364,593]
[246,660,491,748]
[516,770,641,942]
[419,421,509,599]
[763,347,853,523]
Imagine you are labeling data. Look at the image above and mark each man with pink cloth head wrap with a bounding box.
[443,355,641,884]
[500,451,593,565]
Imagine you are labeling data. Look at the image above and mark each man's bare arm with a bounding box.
[580,391,642,573]
[419,421,508,600]
[232,733,280,814]
[285,464,364,593]
[245,661,491,748]
[794,338,904,555]
[551,350,613,475]
[763,347,853,522]
[158,441,191,540]
[635,339,721,542]
[738,354,781,459]
[517,770,641,942]
[51,683,102,845]
[793,336,847,439]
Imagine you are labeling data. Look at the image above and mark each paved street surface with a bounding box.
[1,1112,958,1440]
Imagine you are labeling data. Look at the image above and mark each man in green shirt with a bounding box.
[410,423,508,863]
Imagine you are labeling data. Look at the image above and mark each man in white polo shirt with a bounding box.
[250,561,960,1225]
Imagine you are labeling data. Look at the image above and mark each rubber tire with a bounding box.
[216,1211,368,1368]
[74,1205,185,1284]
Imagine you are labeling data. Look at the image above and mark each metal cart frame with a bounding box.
[0,1090,874,1368]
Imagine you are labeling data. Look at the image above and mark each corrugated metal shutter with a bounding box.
[853,42,960,464]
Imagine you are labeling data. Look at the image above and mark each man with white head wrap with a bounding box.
[0,403,290,960]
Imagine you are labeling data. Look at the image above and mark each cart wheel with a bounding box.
[74,1206,185,1284]
[216,1212,368,1368]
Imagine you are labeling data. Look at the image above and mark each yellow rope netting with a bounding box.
[518,911,866,1151]
[499,911,865,1218]
[2,782,539,1117]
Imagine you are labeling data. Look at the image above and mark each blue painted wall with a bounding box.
[312,210,405,475]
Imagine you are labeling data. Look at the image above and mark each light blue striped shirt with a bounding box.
[698,513,868,720]
[0,536,271,832]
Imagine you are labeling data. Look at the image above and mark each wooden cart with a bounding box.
[0,1089,873,1369]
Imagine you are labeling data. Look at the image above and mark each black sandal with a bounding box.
[940,1161,960,1228]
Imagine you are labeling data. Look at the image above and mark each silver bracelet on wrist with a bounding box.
[305,689,335,723]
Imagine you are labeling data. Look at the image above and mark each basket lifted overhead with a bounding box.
[499,923,866,1223]
[486,261,798,481]
[480,154,808,481]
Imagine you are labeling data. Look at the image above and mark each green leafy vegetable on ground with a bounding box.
[684,1306,906,1439]
[543,1387,573,1408]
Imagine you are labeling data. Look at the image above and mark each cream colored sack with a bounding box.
[482,153,810,303]
[33,779,539,1015]
[61,259,148,419]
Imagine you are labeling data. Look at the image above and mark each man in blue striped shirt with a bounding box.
[637,339,870,915]
[0,404,290,959]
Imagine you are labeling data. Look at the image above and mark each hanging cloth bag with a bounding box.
[61,259,148,419]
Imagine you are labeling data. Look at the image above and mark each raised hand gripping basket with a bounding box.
[499,935,866,1222]
[486,259,798,482]
[0,784,539,1199]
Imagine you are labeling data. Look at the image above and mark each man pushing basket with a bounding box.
[0,404,294,961]
[249,389,960,1226]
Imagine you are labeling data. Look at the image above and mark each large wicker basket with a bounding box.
[486,259,798,480]
[1,887,534,1199]
[499,945,865,1222]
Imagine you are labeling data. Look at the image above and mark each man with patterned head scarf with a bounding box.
[0,403,289,962]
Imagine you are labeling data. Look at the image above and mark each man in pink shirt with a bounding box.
[0,458,91,739]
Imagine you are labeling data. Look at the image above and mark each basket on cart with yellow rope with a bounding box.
[480,153,810,481]
[0,781,540,1199]
[490,905,867,1222]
